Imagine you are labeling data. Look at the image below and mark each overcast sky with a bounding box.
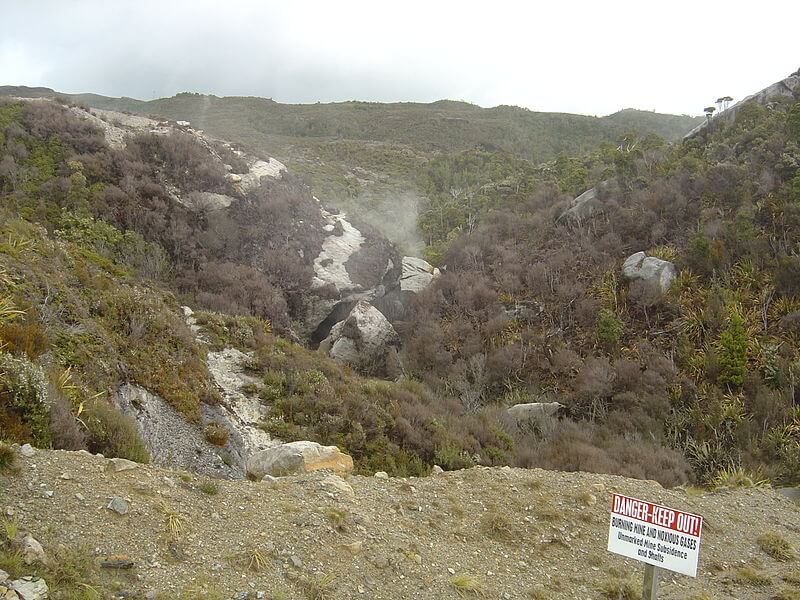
[2,0,798,116]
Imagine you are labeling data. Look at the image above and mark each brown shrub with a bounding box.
[0,320,49,360]
[203,422,229,447]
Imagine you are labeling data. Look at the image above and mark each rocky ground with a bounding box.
[2,446,800,599]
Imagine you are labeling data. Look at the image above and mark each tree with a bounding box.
[721,96,733,110]
[704,106,716,126]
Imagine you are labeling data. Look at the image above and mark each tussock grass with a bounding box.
[198,481,219,495]
[758,532,795,561]
[596,577,638,600]
[300,573,336,600]
[450,573,486,597]
[730,565,771,586]
[480,510,515,541]
[0,443,19,474]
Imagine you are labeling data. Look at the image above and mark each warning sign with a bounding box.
[607,493,703,577]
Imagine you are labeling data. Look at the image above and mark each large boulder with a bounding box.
[246,441,353,479]
[558,181,616,223]
[507,402,564,424]
[400,256,440,293]
[318,300,401,376]
[622,251,676,296]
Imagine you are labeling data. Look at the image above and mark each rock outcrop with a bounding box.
[318,300,401,376]
[507,402,564,424]
[245,441,353,478]
[622,251,676,296]
[400,256,440,293]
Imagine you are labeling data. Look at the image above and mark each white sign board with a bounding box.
[607,493,703,577]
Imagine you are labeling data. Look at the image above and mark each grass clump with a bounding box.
[775,588,800,600]
[758,532,795,561]
[43,544,102,598]
[300,573,336,600]
[480,510,515,541]
[596,577,638,600]
[82,399,149,463]
[242,547,268,572]
[198,480,219,495]
[730,565,771,586]
[161,502,187,539]
[783,571,800,586]
[0,442,19,474]
[450,573,486,597]
[325,507,348,531]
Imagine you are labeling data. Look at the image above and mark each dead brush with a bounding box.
[243,547,269,572]
[160,502,187,539]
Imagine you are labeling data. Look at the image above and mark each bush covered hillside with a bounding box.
[401,91,800,486]
[2,85,799,490]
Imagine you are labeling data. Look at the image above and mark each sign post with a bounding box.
[607,493,703,599]
[642,564,659,600]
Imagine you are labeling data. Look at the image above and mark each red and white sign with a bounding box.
[607,493,703,577]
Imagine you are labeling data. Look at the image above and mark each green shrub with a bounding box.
[83,399,149,463]
[717,311,748,387]
[596,309,624,349]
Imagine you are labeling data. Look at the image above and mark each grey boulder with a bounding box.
[622,251,676,296]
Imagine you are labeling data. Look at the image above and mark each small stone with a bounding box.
[107,497,129,516]
[289,555,302,568]
[431,465,444,475]
[107,458,138,473]
[232,593,249,600]
[320,475,354,499]
[22,535,45,565]
[374,471,389,479]
[19,444,35,458]
[0,569,9,581]
[447,567,455,575]
[59,473,72,480]
[75,493,85,502]
[43,491,53,499]
[342,540,363,555]
[145,592,157,600]
[261,475,278,485]
[100,555,135,569]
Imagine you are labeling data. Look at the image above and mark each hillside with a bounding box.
[3,445,800,599]
[0,86,702,253]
